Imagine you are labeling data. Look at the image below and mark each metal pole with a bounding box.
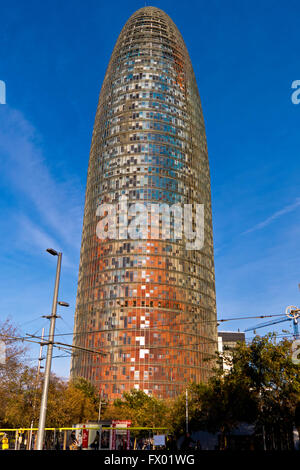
[29,327,45,450]
[98,389,102,422]
[99,425,102,450]
[262,424,266,451]
[36,252,62,450]
[185,389,189,434]
[37,328,45,379]
[293,318,299,339]
[63,430,67,451]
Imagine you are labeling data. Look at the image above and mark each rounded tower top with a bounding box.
[123,6,185,43]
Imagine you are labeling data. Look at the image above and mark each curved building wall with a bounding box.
[71,6,217,399]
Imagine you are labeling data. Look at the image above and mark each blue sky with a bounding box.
[0,0,299,377]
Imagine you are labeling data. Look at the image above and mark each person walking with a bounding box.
[166,435,177,451]
[68,431,79,451]
[1,434,9,450]
[90,431,100,450]
[180,433,194,450]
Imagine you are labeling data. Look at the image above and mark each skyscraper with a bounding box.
[71,6,217,399]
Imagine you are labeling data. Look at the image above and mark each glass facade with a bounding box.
[71,7,217,399]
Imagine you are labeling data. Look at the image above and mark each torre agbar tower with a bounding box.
[71,7,218,399]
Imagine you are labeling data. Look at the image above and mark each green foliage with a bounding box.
[0,320,99,428]
[228,334,300,430]
[71,377,97,402]
[170,333,300,447]
[103,389,169,429]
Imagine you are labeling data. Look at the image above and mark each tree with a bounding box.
[48,377,99,426]
[170,334,300,450]
[168,383,207,436]
[0,319,29,427]
[226,333,300,449]
[0,319,99,428]
[103,389,169,430]
[3,372,99,428]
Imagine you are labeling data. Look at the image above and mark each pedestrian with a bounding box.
[142,439,151,450]
[77,430,83,450]
[90,431,100,450]
[195,440,202,450]
[1,433,9,450]
[180,432,194,450]
[166,435,177,451]
[68,431,79,450]
[55,435,61,451]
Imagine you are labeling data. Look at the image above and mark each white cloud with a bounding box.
[243,197,300,235]
[20,215,58,251]
[0,106,84,259]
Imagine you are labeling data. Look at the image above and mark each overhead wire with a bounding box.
[29,313,287,339]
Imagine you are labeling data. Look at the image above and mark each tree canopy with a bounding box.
[0,319,99,428]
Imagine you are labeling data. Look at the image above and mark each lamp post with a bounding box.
[36,249,68,450]
[98,389,103,422]
[29,327,45,450]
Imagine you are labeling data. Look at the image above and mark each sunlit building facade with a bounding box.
[71,6,217,399]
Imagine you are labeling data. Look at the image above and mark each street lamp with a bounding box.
[36,248,67,450]
[46,248,59,257]
[58,301,69,307]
